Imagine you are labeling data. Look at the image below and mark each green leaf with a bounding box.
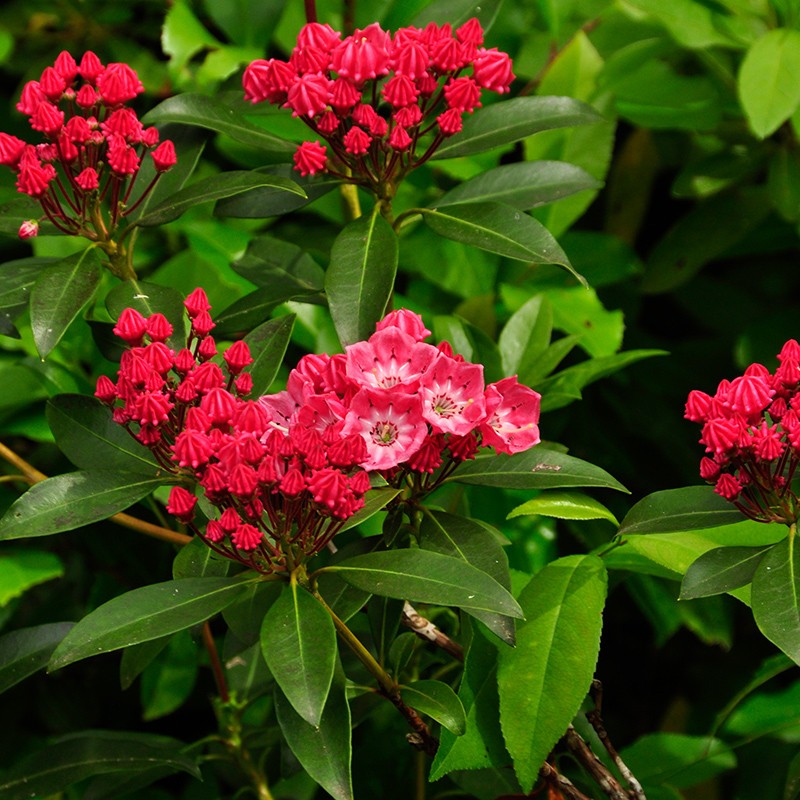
[119,637,172,691]
[327,549,523,618]
[275,660,353,800]
[680,545,771,600]
[202,0,284,47]
[143,93,295,154]
[433,314,503,383]
[412,0,502,30]
[0,471,171,541]
[134,171,305,227]
[233,234,325,291]
[498,554,608,792]
[0,622,74,694]
[0,731,200,799]
[400,680,466,735]
[421,203,584,285]
[432,96,603,160]
[214,288,313,338]
[325,207,399,347]
[106,280,187,352]
[752,536,800,665]
[243,314,296,395]
[47,395,160,475]
[542,285,623,357]
[430,625,509,780]
[30,248,101,359]
[0,258,51,338]
[508,491,618,525]
[140,630,198,721]
[620,733,736,789]
[768,147,800,222]
[223,581,281,645]
[739,29,800,139]
[317,573,370,623]
[449,448,627,492]
[618,486,744,535]
[420,510,515,644]
[338,487,402,532]
[0,549,63,606]
[49,576,255,670]
[261,582,337,726]
[172,536,233,579]
[437,161,600,210]
[498,295,552,379]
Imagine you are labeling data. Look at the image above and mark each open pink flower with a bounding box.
[420,356,486,436]
[346,327,438,390]
[480,377,541,454]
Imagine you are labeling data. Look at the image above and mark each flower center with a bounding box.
[371,420,398,446]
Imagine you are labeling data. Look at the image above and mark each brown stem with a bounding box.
[202,621,230,703]
[304,0,317,23]
[0,440,191,546]
[562,726,633,800]
[402,601,464,662]
[541,761,593,800]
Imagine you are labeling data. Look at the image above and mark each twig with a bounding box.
[402,601,464,662]
[203,621,230,704]
[541,761,593,800]
[562,727,631,800]
[0,439,191,546]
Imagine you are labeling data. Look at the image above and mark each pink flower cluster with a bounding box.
[242,19,514,188]
[0,51,176,239]
[97,292,541,572]
[685,340,800,524]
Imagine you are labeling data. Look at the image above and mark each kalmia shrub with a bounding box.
[98,291,541,574]
[242,19,514,196]
[685,339,800,523]
[0,51,175,274]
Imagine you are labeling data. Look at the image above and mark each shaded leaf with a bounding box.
[172,536,233,579]
[50,576,255,670]
[325,208,399,347]
[0,258,51,338]
[243,314,296,395]
[120,637,172,691]
[680,545,771,599]
[0,622,74,694]
[140,630,198,721]
[106,280,187,352]
[30,249,101,359]
[0,471,171,541]
[400,680,466,735]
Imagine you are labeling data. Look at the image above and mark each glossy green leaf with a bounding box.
[47,395,160,475]
[106,280,187,352]
[325,207,399,347]
[437,161,600,210]
[739,29,800,139]
[498,295,552,379]
[223,637,271,700]
[202,0,284,47]
[680,545,771,599]
[243,314,296,395]
[172,536,233,579]
[316,573,370,624]
[618,486,744,535]
[30,248,101,359]
[0,549,63,606]
[432,96,603,160]
[420,510,514,644]
[401,680,466,735]
[433,314,503,383]
[140,630,198,721]
[0,471,171,541]
[49,576,255,670]
[421,203,584,285]
[0,731,200,798]
[261,581,336,726]
[430,625,508,780]
[233,234,325,290]
[143,92,295,154]
[119,637,172,691]
[449,448,627,492]
[134,171,304,227]
[0,622,74,694]
[338,487,402,532]
[275,660,353,800]
[223,581,282,645]
[328,549,523,618]
[620,733,736,789]
[752,536,800,665]
[0,258,51,338]
[214,288,312,338]
[498,555,607,792]
[508,491,618,525]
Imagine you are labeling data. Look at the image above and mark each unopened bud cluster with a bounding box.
[98,291,542,573]
[0,51,176,242]
[685,340,800,524]
[242,19,513,192]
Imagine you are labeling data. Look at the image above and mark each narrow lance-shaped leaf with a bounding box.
[421,203,586,286]
[680,545,772,600]
[49,576,257,670]
[400,680,466,735]
[432,96,603,160]
[326,549,523,618]
[325,206,399,347]
[0,622,74,694]
[498,555,608,792]
[30,248,102,359]
[449,447,627,492]
[508,491,618,525]
[261,581,337,726]
[133,171,305,227]
[243,314,296,395]
[275,659,353,800]
[752,535,800,665]
[0,258,52,338]
[618,486,744,535]
[47,395,160,475]
[0,471,171,541]
[0,731,200,800]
